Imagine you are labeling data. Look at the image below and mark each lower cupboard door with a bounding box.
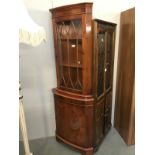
[95,98,105,144]
[104,92,112,134]
[54,95,94,148]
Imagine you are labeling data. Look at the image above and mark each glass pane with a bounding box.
[56,19,83,91]
[105,32,113,89]
[97,33,105,97]
[57,20,82,39]
[69,39,82,67]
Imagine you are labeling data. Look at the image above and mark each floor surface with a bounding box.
[19,127,135,155]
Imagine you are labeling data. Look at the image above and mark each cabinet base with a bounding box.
[82,150,93,155]
[93,125,112,152]
[56,134,93,155]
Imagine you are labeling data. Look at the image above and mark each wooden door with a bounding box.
[114,7,135,145]
[104,92,112,134]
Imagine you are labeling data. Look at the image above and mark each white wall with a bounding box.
[20,0,135,140]
[19,5,57,140]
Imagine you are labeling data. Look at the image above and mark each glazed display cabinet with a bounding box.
[50,3,116,155]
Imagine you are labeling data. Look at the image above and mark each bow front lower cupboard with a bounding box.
[50,3,116,155]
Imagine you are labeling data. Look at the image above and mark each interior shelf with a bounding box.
[60,64,82,68]
[59,86,82,92]
[60,38,82,40]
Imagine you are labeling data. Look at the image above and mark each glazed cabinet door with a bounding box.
[53,16,83,93]
[52,13,92,95]
[93,20,116,98]
[93,20,106,98]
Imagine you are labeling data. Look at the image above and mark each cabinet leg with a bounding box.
[82,150,93,155]
[56,136,61,143]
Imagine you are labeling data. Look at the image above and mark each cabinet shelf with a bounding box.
[60,64,82,68]
[60,86,82,92]
[59,38,82,40]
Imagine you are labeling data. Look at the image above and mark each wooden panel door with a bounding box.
[54,94,94,148]
[114,7,135,145]
[104,92,112,134]
[95,98,105,145]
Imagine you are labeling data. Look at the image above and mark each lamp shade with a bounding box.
[19,1,46,46]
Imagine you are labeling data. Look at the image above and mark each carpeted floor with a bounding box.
[19,127,135,155]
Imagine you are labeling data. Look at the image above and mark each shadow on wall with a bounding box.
[19,9,57,140]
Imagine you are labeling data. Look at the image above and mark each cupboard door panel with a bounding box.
[54,94,94,147]
[95,98,105,144]
[104,92,112,134]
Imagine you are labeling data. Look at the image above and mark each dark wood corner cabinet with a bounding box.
[49,3,116,155]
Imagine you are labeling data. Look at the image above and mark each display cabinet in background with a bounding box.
[50,3,116,155]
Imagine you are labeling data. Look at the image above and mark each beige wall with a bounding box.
[20,0,135,140]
